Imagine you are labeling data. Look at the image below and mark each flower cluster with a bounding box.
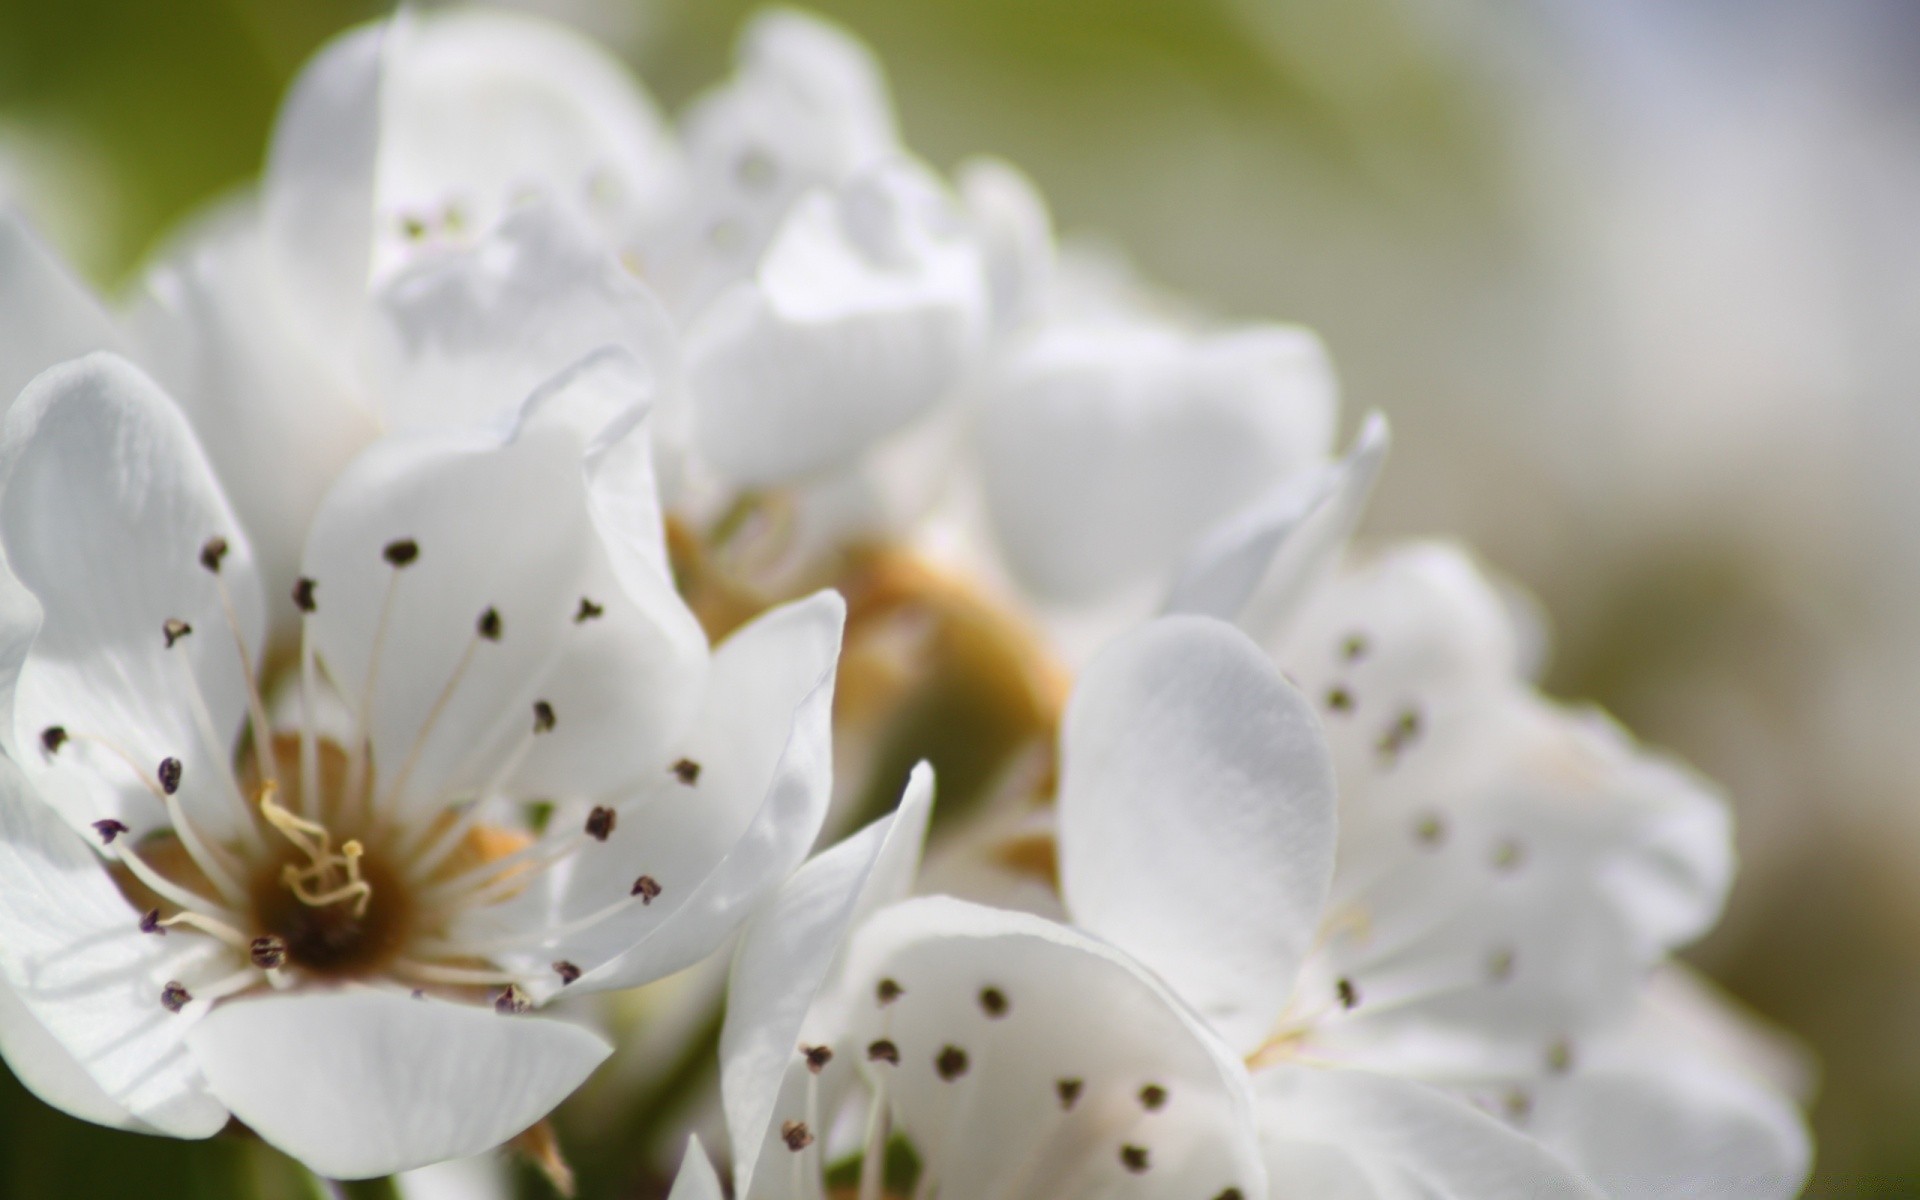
[0,6,1810,1197]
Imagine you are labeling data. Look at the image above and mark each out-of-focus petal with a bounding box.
[687,163,988,486]
[1058,615,1336,1052]
[1255,1064,1602,1199]
[976,319,1337,604]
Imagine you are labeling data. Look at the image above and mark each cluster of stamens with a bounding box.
[36,533,699,1019]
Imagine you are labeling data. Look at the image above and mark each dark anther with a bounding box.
[250,936,288,970]
[1546,1038,1574,1075]
[584,806,616,842]
[803,1045,833,1074]
[494,984,532,1014]
[1139,1084,1168,1111]
[876,978,904,1006]
[532,700,556,734]
[780,1120,813,1152]
[935,1045,969,1081]
[1377,707,1423,763]
[1056,1078,1084,1110]
[383,538,420,567]
[978,986,1009,1018]
[1504,1088,1533,1122]
[553,961,582,986]
[160,981,192,1013]
[410,989,427,1001]
[631,875,662,904]
[671,758,701,786]
[1341,633,1369,662]
[199,537,229,574]
[1119,1145,1150,1173]
[40,726,67,755]
[157,757,183,796]
[92,819,129,845]
[1325,686,1354,714]
[1413,812,1447,848]
[163,618,193,648]
[574,597,604,623]
[139,908,165,936]
[1336,977,1360,1010]
[867,1039,900,1065]
[292,577,318,613]
[1487,947,1516,983]
[1492,839,1525,871]
[477,607,503,641]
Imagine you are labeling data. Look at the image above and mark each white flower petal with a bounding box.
[0,973,141,1132]
[1255,1064,1602,1200]
[368,202,677,431]
[722,763,933,1191]
[266,10,681,351]
[1529,1053,1811,1200]
[832,897,1267,1200]
[262,20,386,358]
[128,197,377,648]
[976,318,1338,604]
[667,1135,726,1200]
[648,8,898,310]
[302,356,705,814]
[550,590,846,992]
[956,157,1056,333]
[687,164,989,486]
[187,989,610,1179]
[0,353,264,841]
[0,208,125,412]
[1166,412,1389,635]
[0,754,227,1137]
[1058,615,1336,1051]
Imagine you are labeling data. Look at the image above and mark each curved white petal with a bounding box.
[667,1135,726,1200]
[976,318,1338,604]
[648,8,898,310]
[547,590,846,992]
[302,356,705,816]
[262,20,386,359]
[1528,1052,1811,1200]
[0,754,228,1137]
[0,208,125,412]
[187,989,610,1179]
[1255,1064,1602,1200]
[1059,615,1336,1051]
[828,897,1267,1200]
[1280,544,1733,1043]
[266,10,680,352]
[0,353,264,842]
[0,973,141,1131]
[687,163,989,486]
[956,157,1056,333]
[1166,412,1388,636]
[129,197,378,648]
[368,202,677,431]
[722,763,933,1191]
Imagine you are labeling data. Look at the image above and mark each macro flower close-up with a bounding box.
[0,0,1904,1196]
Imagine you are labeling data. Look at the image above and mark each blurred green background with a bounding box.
[3,0,1917,1195]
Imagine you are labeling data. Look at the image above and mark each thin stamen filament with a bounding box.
[169,653,267,854]
[347,570,403,828]
[416,831,588,907]
[67,733,247,908]
[297,612,321,819]
[157,910,251,948]
[378,632,483,817]
[114,839,239,924]
[213,574,278,793]
[400,728,539,878]
[389,958,528,988]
